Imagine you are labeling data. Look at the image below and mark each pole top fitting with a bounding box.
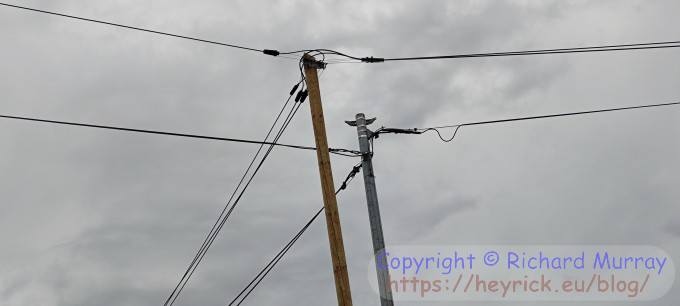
[345,117,376,127]
[302,54,327,69]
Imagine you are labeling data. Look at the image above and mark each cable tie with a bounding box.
[263,49,280,56]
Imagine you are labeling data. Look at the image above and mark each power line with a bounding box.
[164,80,308,305]
[162,88,294,305]
[323,40,680,63]
[0,3,355,63]
[281,40,680,63]
[5,3,678,65]
[0,2,350,62]
[376,101,680,142]
[427,101,680,129]
[377,41,680,62]
[0,2,276,55]
[0,114,359,156]
[228,163,362,306]
[278,40,680,63]
[0,2,333,62]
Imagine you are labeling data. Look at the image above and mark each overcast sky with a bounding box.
[0,0,679,305]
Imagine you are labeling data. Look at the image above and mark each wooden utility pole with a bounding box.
[302,54,353,305]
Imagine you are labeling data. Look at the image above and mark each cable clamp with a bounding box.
[263,49,280,56]
[377,127,421,134]
[329,148,362,156]
[361,57,384,63]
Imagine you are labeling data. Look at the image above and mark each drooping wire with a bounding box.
[422,126,461,143]
[375,101,680,142]
[0,113,358,156]
[164,77,307,306]
[227,163,363,306]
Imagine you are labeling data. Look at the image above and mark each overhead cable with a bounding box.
[0,2,283,56]
[227,163,362,306]
[5,4,677,65]
[325,40,680,63]
[376,101,680,142]
[0,114,359,156]
[376,40,680,62]
[164,79,311,305]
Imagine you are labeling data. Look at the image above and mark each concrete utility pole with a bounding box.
[349,114,394,306]
[302,54,353,306]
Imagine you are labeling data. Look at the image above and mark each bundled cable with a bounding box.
[164,80,307,306]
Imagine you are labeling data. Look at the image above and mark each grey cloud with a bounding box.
[0,0,679,305]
